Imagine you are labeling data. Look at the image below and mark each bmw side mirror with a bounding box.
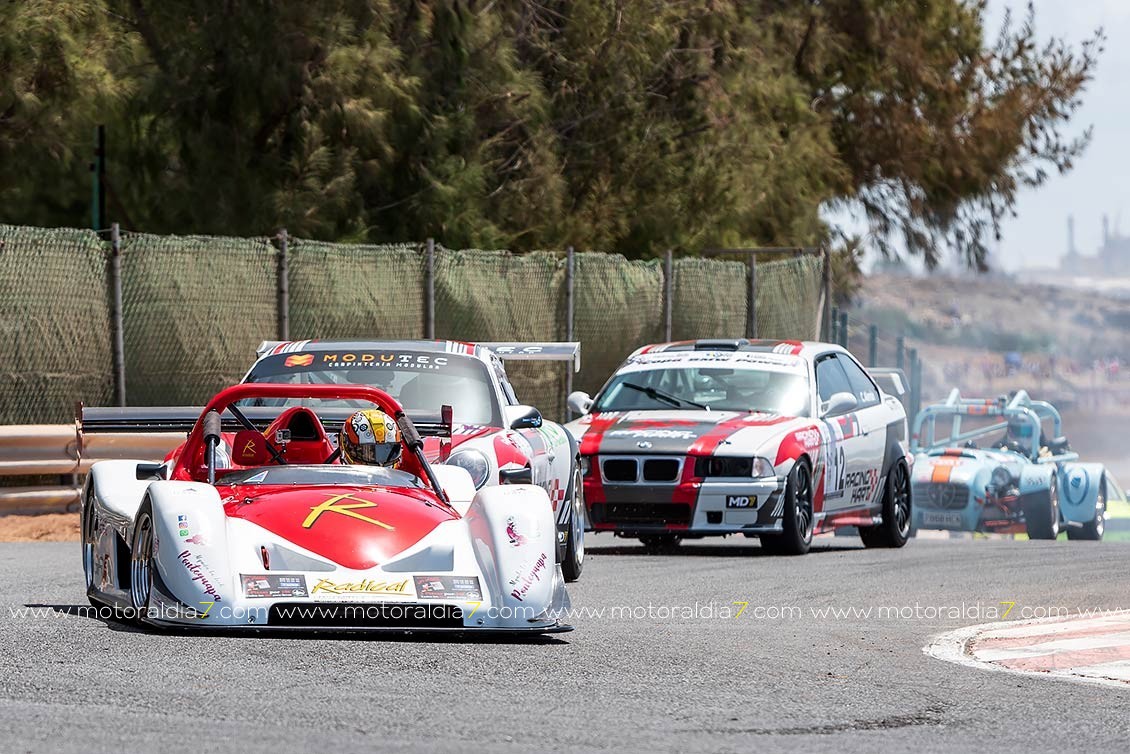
[821,391,859,417]
[567,391,593,416]
[504,405,543,431]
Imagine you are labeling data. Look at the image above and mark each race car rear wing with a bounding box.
[479,342,581,372]
[78,405,453,461]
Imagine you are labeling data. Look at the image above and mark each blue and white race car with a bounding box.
[910,390,1109,540]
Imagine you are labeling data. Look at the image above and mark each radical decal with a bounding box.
[303,492,394,530]
[310,578,410,596]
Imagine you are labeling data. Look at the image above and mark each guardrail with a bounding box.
[0,424,180,515]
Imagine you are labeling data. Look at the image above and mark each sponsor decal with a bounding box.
[178,550,223,602]
[184,534,206,546]
[509,553,549,601]
[310,578,410,595]
[1064,468,1089,504]
[284,353,315,367]
[318,352,449,370]
[413,575,483,601]
[725,495,757,509]
[242,573,309,599]
[845,469,880,504]
[793,429,822,449]
[177,514,190,538]
[505,516,528,546]
[303,492,394,530]
[607,429,696,440]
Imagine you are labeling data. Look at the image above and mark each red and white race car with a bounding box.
[564,339,912,554]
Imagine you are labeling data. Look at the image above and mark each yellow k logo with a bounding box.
[302,492,395,530]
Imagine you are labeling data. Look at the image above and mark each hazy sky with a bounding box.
[984,0,1128,270]
[836,1,1128,272]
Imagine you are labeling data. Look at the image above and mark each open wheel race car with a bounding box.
[80,383,571,633]
[911,389,1113,540]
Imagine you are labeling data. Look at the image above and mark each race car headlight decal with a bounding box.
[447,450,490,489]
[694,457,775,478]
[991,466,1012,489]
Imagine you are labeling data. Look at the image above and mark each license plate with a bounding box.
[725,495,757,509]
[922,511,963,527]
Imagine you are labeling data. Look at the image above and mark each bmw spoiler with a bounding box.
[479,342,581,372]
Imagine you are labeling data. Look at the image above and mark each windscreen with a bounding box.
[593,364,811,416]
[244,350,499,426]
[217,465,424,488]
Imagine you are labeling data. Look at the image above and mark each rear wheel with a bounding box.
[562,464,585,582]
[760,460,814,555]
[639,533,682,552]
[859,461,911,548]
[1068,475,1106,541]
[1023,476,1060,540]
[129,501,156,621]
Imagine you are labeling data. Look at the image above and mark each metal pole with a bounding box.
[868,324,878,368]
[663,248,673,342]
[425,238,435,339]
[747,255,757,339]
[821,246,832,341]
[565,246,575,413]
[896,335,906,371]
[838,310,848,348]
[110,223,126,406]
[276,229,289,341]
[830,306,839,344]
[909,349,921,419]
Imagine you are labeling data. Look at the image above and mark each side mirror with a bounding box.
[821,391,859,417]
[567,391,593,415]
[503,405,543,431]
[499,466,533,485]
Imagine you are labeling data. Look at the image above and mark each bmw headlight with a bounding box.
[751,457,776,478]
[447,450,490,489]
[991,465,1012,489]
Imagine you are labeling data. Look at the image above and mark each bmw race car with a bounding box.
[81,382,571,633]
[910,389,1109,540]
[564,339,912,555]
[83,339,586,582]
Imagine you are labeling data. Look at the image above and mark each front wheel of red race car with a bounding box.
[562,463,585,582]
[859,460,911,549]
[760,459,814,556]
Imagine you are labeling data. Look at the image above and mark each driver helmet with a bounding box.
[339,409,402,467]
[1005,414,1035,451]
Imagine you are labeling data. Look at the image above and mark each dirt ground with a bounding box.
[0,513,80,542]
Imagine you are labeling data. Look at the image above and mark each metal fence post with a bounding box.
[821,246,832,341]
[747,256,757,339]
[830,306,839,344]
[663,248,673,342]
[565,246,575,414]
[109,223,126,406]
[838,310,848,348]
[909,349,921,419]
[276,229,289,341]
[868,324,878,367]
[896,335,906,371]
[425,238,435,339]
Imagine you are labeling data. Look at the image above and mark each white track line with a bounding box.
[925,610,1130,690]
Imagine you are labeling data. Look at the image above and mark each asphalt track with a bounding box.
[2,536,1130,753]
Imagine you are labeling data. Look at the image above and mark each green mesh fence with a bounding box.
[754,255,824,340]
[0,225,826,425]
[289,239,426,340]
[434,247,566,416]
[573,254,665,396]
[121,232,277,405]
[672,257,749,340]
[0,225,112,423]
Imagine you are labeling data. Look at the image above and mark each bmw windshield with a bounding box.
[243,350,500,426]
[593,361,811,416]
